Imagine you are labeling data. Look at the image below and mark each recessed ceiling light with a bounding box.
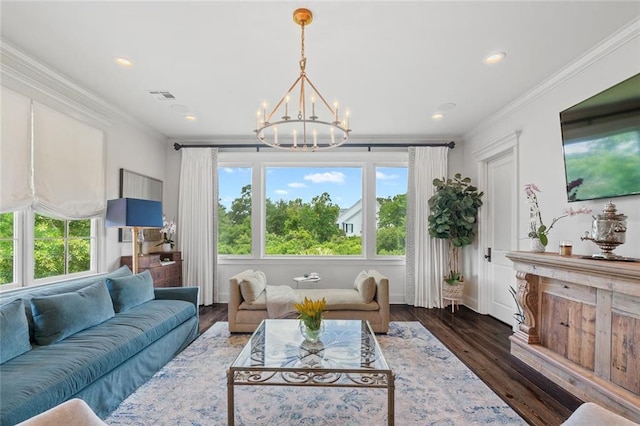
[114,57,133,68]
[483,51,506,65]
[432,113,444,120]
[184,115,197,122]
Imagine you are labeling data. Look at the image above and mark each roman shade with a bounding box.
[32,102,105,218]
[0,87,32,213]
[0,87,106,218]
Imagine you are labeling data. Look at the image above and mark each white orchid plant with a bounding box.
[156,216,176,249]
[525,183,591,246]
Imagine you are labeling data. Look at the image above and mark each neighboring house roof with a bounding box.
[336,200,363,224]
[336,200,380,225]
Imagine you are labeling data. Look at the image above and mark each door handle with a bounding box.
[484,247,492,262]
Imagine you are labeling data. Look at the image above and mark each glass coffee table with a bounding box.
[227,319,395,425]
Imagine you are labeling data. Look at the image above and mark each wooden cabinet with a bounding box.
[506,252,640,422]
[120,251,182,288]
[540,281,596,371]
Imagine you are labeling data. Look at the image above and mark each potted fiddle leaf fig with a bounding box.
[428,173,484,293]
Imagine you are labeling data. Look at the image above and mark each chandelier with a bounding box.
[255,8,351,151]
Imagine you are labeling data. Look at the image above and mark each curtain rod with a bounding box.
[173,141,455,151]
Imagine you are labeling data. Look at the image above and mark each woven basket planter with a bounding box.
[442,282,465,300]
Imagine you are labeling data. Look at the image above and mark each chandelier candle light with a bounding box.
[255,8,351,151]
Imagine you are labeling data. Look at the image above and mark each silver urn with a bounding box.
[581,202,627,260]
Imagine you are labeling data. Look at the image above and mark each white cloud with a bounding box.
[275,189,288,195]
[376,171,398,180]
[304,171,346,184]
[288,182,307,188]
[223,167,234,173]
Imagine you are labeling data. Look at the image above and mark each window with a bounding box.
[1,211,96,287]
[265,167,362,256]
[0,213,14,285]
[33,214,92,279]
[217,151,407,260]
[218,167,252,255]
[376,167,408,255]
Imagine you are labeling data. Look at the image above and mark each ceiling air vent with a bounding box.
[148,91,176,100]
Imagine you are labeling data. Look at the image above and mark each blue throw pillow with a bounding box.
[30,281,115,345]
[0,299,32,363]
[106,270,155,313]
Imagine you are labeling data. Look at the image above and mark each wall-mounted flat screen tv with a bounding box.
[559,73,640,202]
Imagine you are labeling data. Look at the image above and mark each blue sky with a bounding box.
[218,167,407,209]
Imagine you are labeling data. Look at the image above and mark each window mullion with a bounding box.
[64,219,70,274]
[23,209,34,285]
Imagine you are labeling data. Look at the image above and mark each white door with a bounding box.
[475,132,520,326]
[485,152,517,325]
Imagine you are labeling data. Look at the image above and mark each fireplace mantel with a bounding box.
[506,252,639,422]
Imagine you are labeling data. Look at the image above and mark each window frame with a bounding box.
[1,210,101,290]
[217,151,407,262]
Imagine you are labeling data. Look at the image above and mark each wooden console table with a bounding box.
[120,251,182,288]
[506,252,639,422]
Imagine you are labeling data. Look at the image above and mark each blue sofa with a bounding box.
[0,266,199,425]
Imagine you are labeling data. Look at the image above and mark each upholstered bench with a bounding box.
[228,269,389,333]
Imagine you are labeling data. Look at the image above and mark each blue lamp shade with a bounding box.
[105,198,163,228]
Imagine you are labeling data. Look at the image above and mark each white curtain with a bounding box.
[178,148,217,305]
[406,146,449,307]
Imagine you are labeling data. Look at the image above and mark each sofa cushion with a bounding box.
[295,289,380,311]
[239,270,267,304]
[0,299,31,364]
[354,270,377,303]
[238,291,267,310]
[106,270,155,313]
[0,265,133,343]
[30,281,115,345]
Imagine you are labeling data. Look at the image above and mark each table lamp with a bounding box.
[106,198,163,273]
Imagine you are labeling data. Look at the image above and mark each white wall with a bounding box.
[460,21,640,311]
[103,120,168,271]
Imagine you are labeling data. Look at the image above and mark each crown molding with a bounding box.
[0,40,165,140]
[472,131,520,161]
[465,17,640,140]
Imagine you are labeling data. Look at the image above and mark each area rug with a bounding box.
[107,321,525,425]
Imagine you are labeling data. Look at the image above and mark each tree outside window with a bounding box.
[376,167,407,255]
[265,167,362,256]
[0,213,14,285]
[218,167,252,255]
[33,214,91,279]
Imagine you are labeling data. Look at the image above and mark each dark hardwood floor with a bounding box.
[199,304,582,426]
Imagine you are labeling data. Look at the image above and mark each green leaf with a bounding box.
[539,234,548,246]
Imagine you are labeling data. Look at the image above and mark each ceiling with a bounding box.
[1,1,639,143]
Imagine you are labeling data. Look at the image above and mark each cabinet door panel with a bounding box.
[541,292,595,371]
[611,312,640,394]
[541,293,569,355]
[567,303,595,370]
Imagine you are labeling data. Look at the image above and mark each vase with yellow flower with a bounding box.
[294,297,327,343]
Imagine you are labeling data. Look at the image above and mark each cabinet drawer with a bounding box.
[150,267,166,282]
[541,278,596,304]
